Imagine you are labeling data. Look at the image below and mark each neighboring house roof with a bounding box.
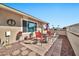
[0,3,48,24]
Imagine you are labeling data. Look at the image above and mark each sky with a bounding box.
[4,3,79,28]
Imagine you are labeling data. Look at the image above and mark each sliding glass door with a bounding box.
[23,20,37,32]
[23,20,28,32]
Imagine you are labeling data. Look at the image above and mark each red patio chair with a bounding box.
[35,31,45,43]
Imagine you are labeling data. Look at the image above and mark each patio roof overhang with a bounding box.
[0,4,48,24]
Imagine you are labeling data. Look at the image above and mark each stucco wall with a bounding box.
[0,8,22,44]
[66,26,79,56]
[56,30,66,35]
[0,8,46,44]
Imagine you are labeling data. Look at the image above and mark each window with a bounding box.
[28,21,37,32]
[7,19,16,26]
[23,20,37,32]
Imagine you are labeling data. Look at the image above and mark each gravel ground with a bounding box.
[60,35,75,56]
[45,35,75,56]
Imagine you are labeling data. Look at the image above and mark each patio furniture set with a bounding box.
[22,30,55,45]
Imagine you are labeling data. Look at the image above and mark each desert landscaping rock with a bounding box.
[21,50,29,56]
[20,47,28,51]
[28,52,36,56]
[12,49,21,56]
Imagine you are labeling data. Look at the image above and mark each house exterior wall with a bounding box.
[0,8,22,44]
[0,8,47,44]
[66,26,79,56]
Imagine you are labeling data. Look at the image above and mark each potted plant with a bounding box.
[16,31,22,40]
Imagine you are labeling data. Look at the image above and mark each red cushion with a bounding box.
[35,31,45,41]
[35,31,42,38]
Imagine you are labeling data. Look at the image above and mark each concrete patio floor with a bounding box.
[0,34,75,56]
[20,35,58,56]
[0,41,40,56]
